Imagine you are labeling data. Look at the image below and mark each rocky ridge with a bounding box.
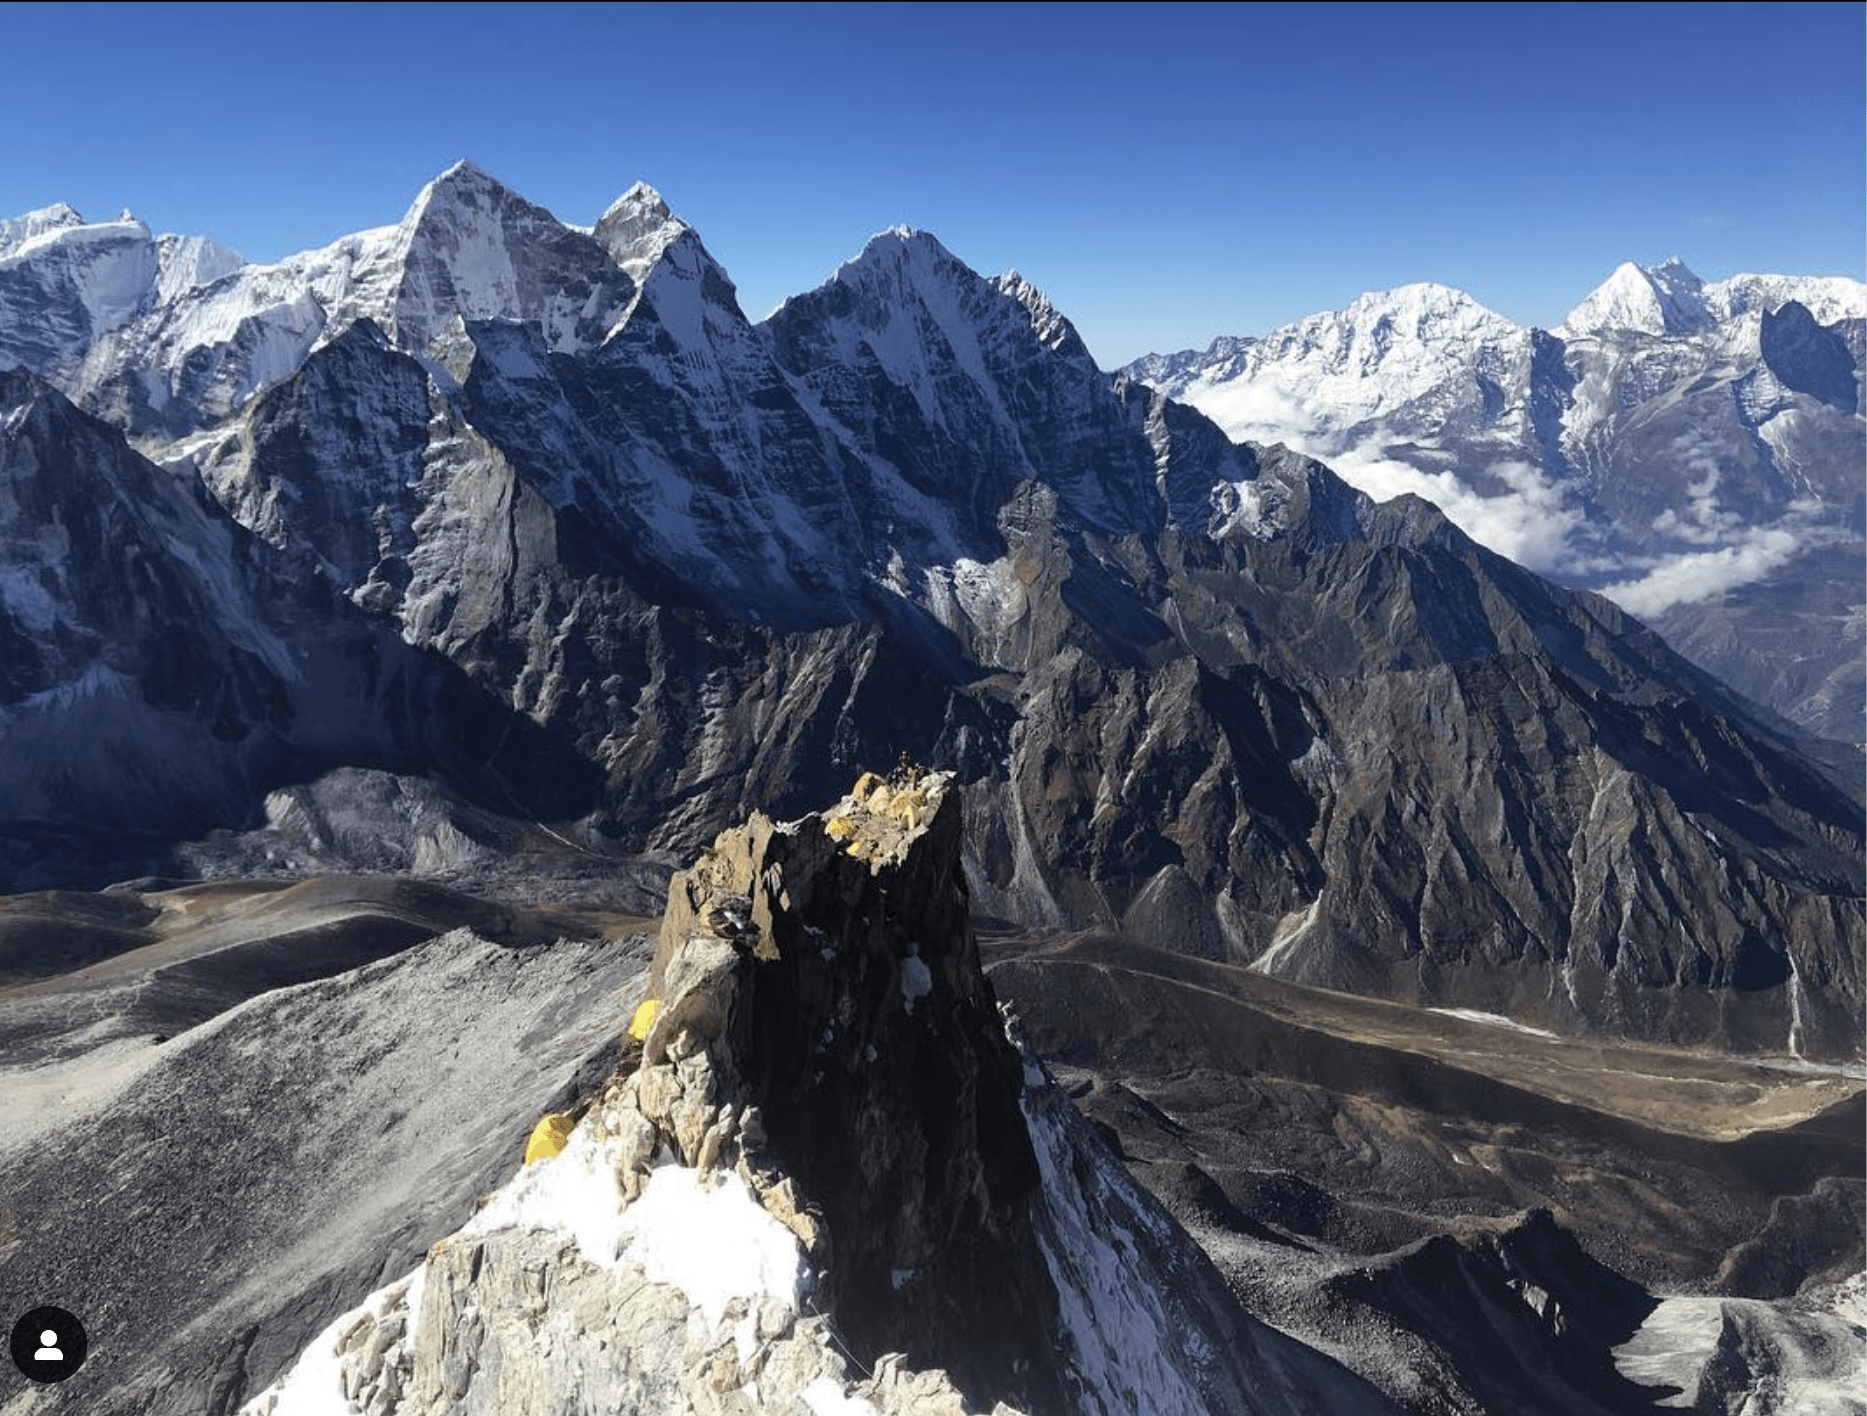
[244,771,1394,1416]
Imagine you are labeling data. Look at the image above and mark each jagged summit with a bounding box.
[1560,256,1713,337]
[417,157,503,197]
[0,201,86,254]
[593,179,704,283]
[395,158,554,241]
[391,160,535,244]
[995,270,1095,363]
[600,179,674,226]
[790,227,1098,390]
[830,223,960,282]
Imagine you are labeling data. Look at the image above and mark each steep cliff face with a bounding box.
[245,772,1395,1416]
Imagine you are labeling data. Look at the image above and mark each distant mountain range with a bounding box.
[1125,260,1866,742]
[0,165,1858,1060]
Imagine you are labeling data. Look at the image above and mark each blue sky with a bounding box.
[3,1,1861,367]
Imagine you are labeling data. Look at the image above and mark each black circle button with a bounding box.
[10,1306,87,1383]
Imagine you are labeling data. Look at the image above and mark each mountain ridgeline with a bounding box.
[0,164,1859,1060]
[1125,260,1867,743]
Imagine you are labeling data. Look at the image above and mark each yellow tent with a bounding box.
[628,997,660,1041]
[525,1112,575,1164]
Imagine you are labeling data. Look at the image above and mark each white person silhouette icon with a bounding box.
[10,1306,87,1383]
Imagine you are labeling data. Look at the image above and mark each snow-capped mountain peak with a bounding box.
[1344,281,1520,346]
[0,162,642,435]
[593,180,696,282]
[1707,270,1867,325]
[154,232,245,304]
[408,158,508,210]
[384,161,549,328]
[1132,280,1529,450]
[1245,282,1523,375]
[0,205,161,369]
[0,202,84,254]
[1560,257,1713,337]
[837,223,938,272]
[1125,255,1866,739]
[599,179,669,224]
[351,159,637,355]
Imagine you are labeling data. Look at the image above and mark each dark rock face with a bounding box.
[633,770,1397,1414]
[1760,300,1859,412]
[1333,1211,1669,1416]
[0,368,611,887]
[1712,1176,1866,1299]
[648,771,1066,1411]
[0,367,298,829]
[988,930,1866,1297]
[986,926,1865,1413]
[954,488,1861,1058]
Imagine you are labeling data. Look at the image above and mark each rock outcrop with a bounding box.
[245,771,1396,1415]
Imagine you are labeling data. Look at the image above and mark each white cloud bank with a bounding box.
[1601,528,1816,618]
[1322,449,1591,573]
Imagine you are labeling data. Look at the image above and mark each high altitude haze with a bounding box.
[2,1,1860,366]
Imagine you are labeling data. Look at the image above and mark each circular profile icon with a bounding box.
[9,1306,87,1383]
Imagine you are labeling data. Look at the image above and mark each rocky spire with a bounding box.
[611,765,1066,1411]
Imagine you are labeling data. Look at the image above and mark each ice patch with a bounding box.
[800,1378,881,1416]
[0,564,60,632]
[461,1122,809,1332]
[1613,1291,1867,1414]
[10,662,135,715]
[1021,1083,1210,1416]
[615,1164,811,1329]
[461,1120,632,1270]
[1214,479,1271,537]
[921,555,1031,666]
[1827,1272,1867,1327]
[238,1264,423,1416]
[899,950,933,1013]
